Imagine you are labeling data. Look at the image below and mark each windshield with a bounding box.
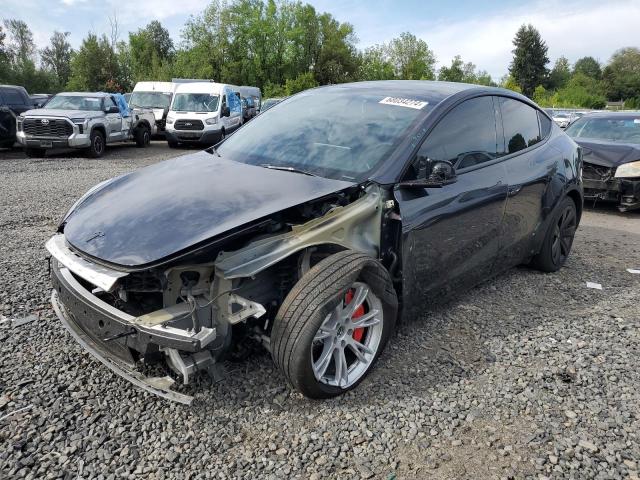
[565,117,640,143]
[129,91,171,109]
[172,93,219,113]
[216,89,429,181]
[45,95,104,111]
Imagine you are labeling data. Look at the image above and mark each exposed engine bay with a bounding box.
[48,184,398,404]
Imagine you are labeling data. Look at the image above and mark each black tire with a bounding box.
[25,147,46,158]
[271,250,398,399]
[87,130,106,158]
[530,196,577,272]
[167,139,179,148]
[135,126,151,148]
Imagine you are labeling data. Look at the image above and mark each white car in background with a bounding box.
[129,82,177,135]
[165,82,243,148]
[552,112,571,129]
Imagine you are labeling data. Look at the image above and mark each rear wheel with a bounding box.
[271,250,397,398]
[87,130,105,158]
[25,147,46,158]
[530,196,577,272]
[135,126,151,148]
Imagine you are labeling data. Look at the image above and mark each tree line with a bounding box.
[1,1,639,108]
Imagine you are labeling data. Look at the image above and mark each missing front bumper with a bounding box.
[51,289,194,404]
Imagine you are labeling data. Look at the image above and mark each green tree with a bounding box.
[437,55,491,84]
[313,13,359,84]
[41,31,73,90]
[509,24,549,97]
[358,45,395,80]
[501,75,522,93]
[129,21,174,82]
[388,32,435,80]
[602,47,640,101]
[548,56,571,90]
[551,73,606,109]
[67,33,122,91]
[284,71,318,94]
[573,56,601,80]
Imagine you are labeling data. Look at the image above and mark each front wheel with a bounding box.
[87,130,105,158]
[271,250,397,399]
[530,196,577,272]
[135,126,151,148]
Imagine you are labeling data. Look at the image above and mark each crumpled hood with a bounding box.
[575,138,640,168]
[22,109,103,119]
[63,152,355,268]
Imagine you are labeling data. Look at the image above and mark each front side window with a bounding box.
[415,96,498,171]
[217,88,430,181]
[45,95,104,111]
[171,93,219,113]
[500,98,541,154]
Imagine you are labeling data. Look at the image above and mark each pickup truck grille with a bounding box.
[23,118,73,138]
[174,119,204,131]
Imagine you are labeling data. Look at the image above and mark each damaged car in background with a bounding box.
[565,112,640,211]
[46,81,583,404]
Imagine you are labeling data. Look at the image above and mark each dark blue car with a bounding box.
[46,81,583,403]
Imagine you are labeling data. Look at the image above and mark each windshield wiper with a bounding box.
[260,164,317,177]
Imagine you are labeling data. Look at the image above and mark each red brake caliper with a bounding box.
[345,289,366,342]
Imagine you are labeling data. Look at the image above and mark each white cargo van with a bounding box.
[165,82,242,147]
[130,82,177,134]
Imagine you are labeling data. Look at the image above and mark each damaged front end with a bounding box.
[46,185,386,404]
[583,162,640,212]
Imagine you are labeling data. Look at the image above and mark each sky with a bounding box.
[2,0,640,80]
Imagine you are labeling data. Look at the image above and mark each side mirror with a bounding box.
[397,158,457,189]
[221,106,230,117]
[106,106,120,114]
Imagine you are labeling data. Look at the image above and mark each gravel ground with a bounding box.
[1,145,639,480]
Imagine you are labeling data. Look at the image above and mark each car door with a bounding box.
[394,95,509,309]
[104,96,123,142]
[493,97,565,271]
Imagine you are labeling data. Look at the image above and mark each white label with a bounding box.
[634,119,640,124]
[379,97,428,109]
[627,268,640,274]
[586,282,603,290]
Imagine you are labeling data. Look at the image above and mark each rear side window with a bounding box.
[499,98,541,154]
[417,96,498,170]
[538,111,552,138]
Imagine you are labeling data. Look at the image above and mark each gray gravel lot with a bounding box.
[1,144,639,480]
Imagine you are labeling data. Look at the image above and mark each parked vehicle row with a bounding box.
[45,80,583,404]
[16,92,156,158]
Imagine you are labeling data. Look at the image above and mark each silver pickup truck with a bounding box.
[17,92,157,158]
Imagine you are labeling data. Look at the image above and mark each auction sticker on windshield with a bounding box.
[379,97,428,109]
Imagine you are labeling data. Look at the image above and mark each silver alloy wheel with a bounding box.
[311,281,384,388]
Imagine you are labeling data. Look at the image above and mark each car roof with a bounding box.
[53,92,111,97]
[580,111,640,120]
[174,82,226,94]
[310,80,522,108]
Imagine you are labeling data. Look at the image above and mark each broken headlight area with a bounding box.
[582,163,640,211]
[49,255,271,404]
[47,185,383,403]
